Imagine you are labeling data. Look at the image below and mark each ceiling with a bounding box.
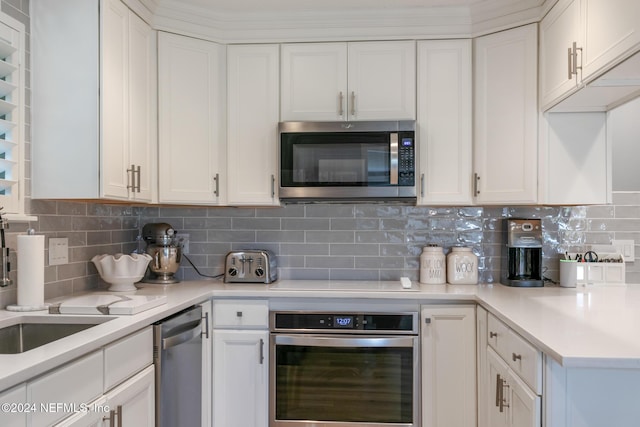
[137,0,551,42]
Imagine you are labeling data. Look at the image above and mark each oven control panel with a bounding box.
[271,312,418,334]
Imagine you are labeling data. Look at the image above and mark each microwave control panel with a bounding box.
[399,135,415,186]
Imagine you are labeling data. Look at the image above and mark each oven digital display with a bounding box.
[333,316,354,328]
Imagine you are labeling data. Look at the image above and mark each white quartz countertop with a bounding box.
[0,279,639,391]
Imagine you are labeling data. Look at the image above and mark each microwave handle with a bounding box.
[390,133,398,185]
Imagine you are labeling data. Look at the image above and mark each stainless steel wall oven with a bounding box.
[269,311,420,427]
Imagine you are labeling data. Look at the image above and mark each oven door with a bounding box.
[270,334,420,427]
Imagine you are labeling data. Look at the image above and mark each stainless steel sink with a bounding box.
[0,316,113,354]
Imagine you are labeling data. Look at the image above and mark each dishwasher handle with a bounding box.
[162,319,202,350]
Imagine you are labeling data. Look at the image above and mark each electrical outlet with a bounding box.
[49,237,69,265]
[175,233,190,254]
[612,239,635,262]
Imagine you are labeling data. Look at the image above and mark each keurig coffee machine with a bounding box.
[501,219,543,287]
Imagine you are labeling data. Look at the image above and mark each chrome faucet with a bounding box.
[0,208,11,287]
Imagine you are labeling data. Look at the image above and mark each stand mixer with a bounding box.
[142,223,181,284]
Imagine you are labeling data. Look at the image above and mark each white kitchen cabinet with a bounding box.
[227,44,280,206]
[53,397,108,427]
[0,383,27,427]
[484,313,541,427]
[158,32,226,205]
[538,112,610,205]
[477,306,488,427]
[473,24,538,204]
[540,0,640,111]
[212,299,268,427]
[416,40,472,205]
[280,41,415,121]
[32,0,157,202]
[539,0,581,110]
[102,365,155,427]
[421,304,476,427]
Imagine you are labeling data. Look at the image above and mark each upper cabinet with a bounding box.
[227,44,280,206]
[473,24,538,205]
[32,0,157,202]
[416,39,473,205]
[540,0,640,111]
[281,41,416,121]
[157,32,227,205]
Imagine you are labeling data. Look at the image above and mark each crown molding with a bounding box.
[138,0,554,43]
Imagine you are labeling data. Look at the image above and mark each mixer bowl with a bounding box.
[91,253,152,292]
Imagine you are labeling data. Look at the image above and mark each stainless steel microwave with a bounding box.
[279,121,416,202]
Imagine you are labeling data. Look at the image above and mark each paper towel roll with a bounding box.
[17,233,45,307]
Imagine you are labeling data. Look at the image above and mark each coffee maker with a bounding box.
[501,219,543,287]
[142,223,181,284]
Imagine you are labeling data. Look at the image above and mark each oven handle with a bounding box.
[273,334,415,348]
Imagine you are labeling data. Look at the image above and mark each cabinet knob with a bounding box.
[236,311,243,318]
[512,353,522,362]
[489,331,498,338]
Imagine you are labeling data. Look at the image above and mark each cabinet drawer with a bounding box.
[27,351,104,426]
[104,326,153,391]
[487,313,542,394]
[507,329,542,394]
[487,312,510,355]
[213,299,269,328]
[0,383,27,427]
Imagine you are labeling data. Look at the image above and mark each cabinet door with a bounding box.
[0,384,26,427]
[508,369,541,427]
[539,0,581,110]
[421,305,476,427]
[53,397,108,427]
[477,307,488,427]
[104,365,155,427]
[348,41,416,120]
[158,32,227,204]
[416,40,472,205]
[213,330,268,427]
[127,10,157,203]
[227,44,279,206]
[581,0,640,81]
[474,24,538,204]
[101,0,130,200]
[281,43,348,121]
[486,348,509,427]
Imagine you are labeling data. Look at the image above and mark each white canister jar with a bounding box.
[447,247,478,285]
[419,246,446,284]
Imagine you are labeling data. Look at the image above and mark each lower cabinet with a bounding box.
[201,300,213,427]
[212,299,269,427]
[421,304,476,427]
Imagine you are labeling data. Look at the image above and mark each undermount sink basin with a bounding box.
[0,316,113,354]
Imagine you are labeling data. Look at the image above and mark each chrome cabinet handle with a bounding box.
[271,174,276,198]
[473,173,480,196]
[350,91,356,117]
[499,379,510,412]
[338,91,344,116]
[567,46,573,80]
[259,338,265,364]
[104,409,116,426]
[572,41,582,77]
[117,405,122,426]
[489,331,497,338]
[202,311,210,339]
[420,173,425,198]
[135,165,141,192]
[495,374,501,407]
[512,353,522,362]
[213,173,220,197]
[126,164,135,192]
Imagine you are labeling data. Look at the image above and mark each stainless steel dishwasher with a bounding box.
[153,305,203,427]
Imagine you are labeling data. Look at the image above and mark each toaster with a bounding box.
[224,250,277,284]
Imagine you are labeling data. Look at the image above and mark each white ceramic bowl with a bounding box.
[91,253,152,292]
